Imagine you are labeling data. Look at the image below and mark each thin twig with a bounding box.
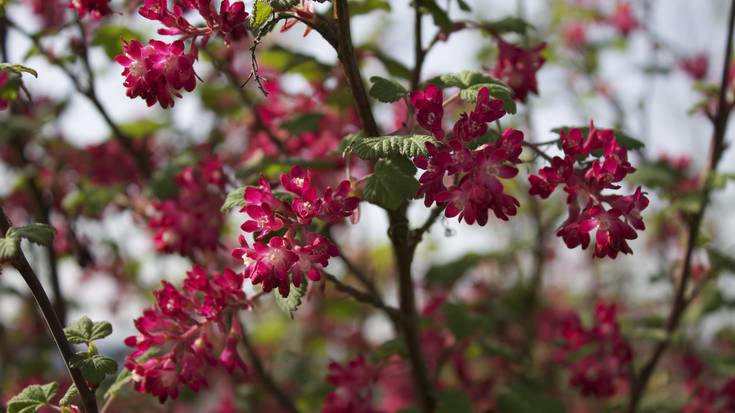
[324,273,402,321]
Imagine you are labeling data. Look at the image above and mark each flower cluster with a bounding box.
[232,166,359,297]
[608,1,638,36]
[529,123,648,258]
[125,265,249,403]
[0,71,9,111]
[411,85,524,225]
[68,0,111,19]
[148,158,225,256]
[679,54,709,81]
[322,355,381,413]
[115,39,197,108]
[553,303,633,398]
[681,354,735,413]
[138,0,249,45]
[491,39,546,103]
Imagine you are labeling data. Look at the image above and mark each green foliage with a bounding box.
[496,377,566,413]
[349,0,391,16]
[362,46,413,80]
[92,26,142,59]
[481,16,532,35]
[105,369,132,400]
[281,112,324,135]
[64,316,113,345]
[7,382,58,413]
[269,0,299,11]
[455,0,471,11]
[426,253,483,286]
[442,302,485,339]
[428,71,517,113]
[363,157,420,210]
[59,385,78,407]
[69,352,118,386]
[346,134,439,160]
[118,119,167,139]
[222,186,246,211]
[252,1,274,33]
[0,228,20,260]
[0,63,38,78]
[259,46,331,81]
[368,76,408,103]
[420,0,452,31]
[550,126,645,150]
[435,389,474,413]
[275,277,308,319]
[13,224,56,247]
[62,183,121,216]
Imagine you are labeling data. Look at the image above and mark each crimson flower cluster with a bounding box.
[323,355,381,413]
[124,265,249,403]
[529,124,648,258]
[681,354,735,413]
[148,158,225,256]
[411,85,524,225]
[679,54,709,81]
[115,39,197,108]
[69,0,111,19]
[139,0,249,45]
[491,39,546,103]
[554,303,633,398]
[232,166,359,297]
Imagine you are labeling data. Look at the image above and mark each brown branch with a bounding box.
[627,1,735,411]
[0,207,98,413]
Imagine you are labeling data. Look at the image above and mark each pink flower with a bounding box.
[563,23,587,49]
[323,355,381,413]
[410,84,445,139]
[115,39,197,108]
[679,54,709,81]
[69,0,111,19]
[491,39,546,103]
[608,2,638,36]
[219,0,249,45]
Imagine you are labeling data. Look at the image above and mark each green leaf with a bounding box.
[363,157,420,210]
[496,378,566,413]
[259,46,331,81]
[426,253,483,286]
[459,83,517,114]
[118,119,166,138]
[481,16,532,35]
[7,382,58,413]
[0,228,20,260]
[455,0,471,11]
[274,277,308,319]
[252,1,273,33]
[442,302,485,339]
[104,369,132,400]
[280,112,324,135]
[269,0,299,11]
[13,224,56,247]
[64,316,112,345]
[349,0,391,15]
[550,126,645,150]
[436,389,473,413]
[427,71,517,114]
[421,0,452,31]
[369,76,408,103]
[222,186,246,212]
[70,353,118,386]
[337,132,364,156]
[59,385,78,407]
[363,46,413,80]
[92,26,142,59]
[0,63,38,78]
[347,134,439,160]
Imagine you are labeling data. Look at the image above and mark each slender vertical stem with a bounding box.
[0,207,98,413]
[411,0,425,91]
[627,1,735,411]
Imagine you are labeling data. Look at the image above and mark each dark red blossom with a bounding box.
[115,39,197,108]
[491,39,546,103]
[69,0,111,19]
[323,355,382,413]
[529,123,647,258]
[679,54,709,81]
[0,71,9,111]
[608,2,638,36]
[410,84,445,139]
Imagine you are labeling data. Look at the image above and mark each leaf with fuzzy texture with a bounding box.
[369,76,408,103]
[14,224,56,247]
[348,135,439,160]
[7,382,58,413]
[222,187,246,211]
[274,278,308,319]
[363,157,420,210]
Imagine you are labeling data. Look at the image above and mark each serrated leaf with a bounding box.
[104,369,132,399]
[70,352,118,385]
[338,132,364,156]
[90,320,113,341]
[363,157,419,210]
[59,385,78,406]
[550,126,644,150]
[222,186,246,211]
[369,76,408,103]
[92,26,142,60]
[0,228,20,260]
[460,83,517,114]
[64,316,112,344]
[7,382,58,413]
[348,135,438,160]
[13,224,55,247]
[274,277,307,319]
[252,1,273,32]
[0,63,38,78]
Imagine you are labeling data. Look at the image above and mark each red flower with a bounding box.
[323,355,381,413]
[0,71,10,111]
[410,84,445,139]
[608,2,638,36]
[491,39,546,103]
[69,0,111,19]
[115,39,197,108]
[679,54,709,81]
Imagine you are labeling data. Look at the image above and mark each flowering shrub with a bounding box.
[2,1,735,413]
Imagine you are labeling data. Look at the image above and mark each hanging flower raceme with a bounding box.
[552,303,633,399]
[148,158,226,256]
[411,86,524,226]
[115,39,198,108]
[69,0,111,19]
[138,0,249,44]
[322,355,382,413]
[124,265,249,403]
[491,39,546,103]
[528,123,648,258]
[232,167,359,297]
